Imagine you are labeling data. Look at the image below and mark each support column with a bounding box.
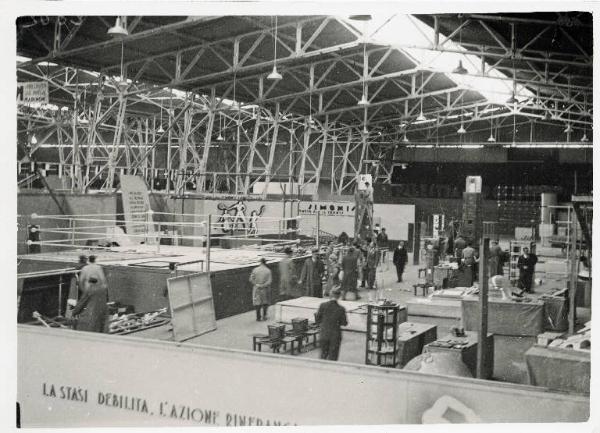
[244,106,262,194]
[477,237,490,379]
[262,104,280,198]
[197,88,216,193]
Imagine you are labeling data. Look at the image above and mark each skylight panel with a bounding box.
[347,14,533,106]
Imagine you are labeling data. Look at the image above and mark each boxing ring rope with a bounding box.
[24,210,306,260]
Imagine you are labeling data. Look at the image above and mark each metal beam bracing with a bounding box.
[17,14,593,196]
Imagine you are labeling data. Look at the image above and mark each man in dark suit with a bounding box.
[299,248,325,297]
[315,288,348,361]
[517,247,538,293]
[393,241,408,282]
[341,244,360,300]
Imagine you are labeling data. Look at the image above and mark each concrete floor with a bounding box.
[131,246,590,374]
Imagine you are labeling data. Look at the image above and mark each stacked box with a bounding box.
[462,192,482,242]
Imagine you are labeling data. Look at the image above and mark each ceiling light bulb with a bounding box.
[580,133,589,142]
[157,124,165,133]
[357,93,369,106]
[362,126,369,135]
[402,134,409,143]
[487,134,496,142]
[107,17,129,38]
[416,111,427,122]
[267,65,282,81]
[564,124,572,133]
[217,133,224,141]
[30,134,37,145]
[457,125,466,134]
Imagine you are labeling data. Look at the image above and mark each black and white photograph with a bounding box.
[6,1,597,430]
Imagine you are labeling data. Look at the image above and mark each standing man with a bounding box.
[66,255,88,319]
[359,239,369,288]
[299,248,325,298]
[393,241,408,282]
[365,239,380,301]
[517,247,538,293]
[341,244,360,300]
[315,288,348,361]
[364,181,374,204]
[377,228,389,266]
[250,258,272,321]
[488,240,504,277]
[72,255,108,333]
[461,241,477,285]
[454,235,467,263]
[325,252,340,297]
[278,247,296,301]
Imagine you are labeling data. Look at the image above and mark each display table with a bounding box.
[461,296,544,336]
[406,297,462,319]
[396,322,437,368]
[274,297,407,332]
[525,345,590,394]
[424,331,494,379]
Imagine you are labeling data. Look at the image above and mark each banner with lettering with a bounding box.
[119,175,154,243]
[17,82,49,105]
[18,326,588,427]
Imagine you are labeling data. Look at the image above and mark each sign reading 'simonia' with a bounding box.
[299,202,356,216]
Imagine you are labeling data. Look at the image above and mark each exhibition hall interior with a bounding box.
[15,11,593,427]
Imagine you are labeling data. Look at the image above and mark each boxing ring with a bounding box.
[18,209,310,320]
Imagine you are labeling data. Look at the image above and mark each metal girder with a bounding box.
[420,14,592,69]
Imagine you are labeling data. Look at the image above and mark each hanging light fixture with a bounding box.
[217,112,225,141]
[362,125,369,135]
[267,16,282,81]
[507,58,518,105]
[564,123,573,133]
[357,23,369,106]
[107,16,129,38]
[452,18,468,75]
[30,134,37,145]
[487,118,496,142]
[506,93,518,104]
[349,15,372,21]
[402,133,409,143]
[457,102,466,134]
[452,60,468,75]
[580,131,589,142]
[416,71,427,121]
[157,101,165,133]
[357,93,369,106]
[116,41,129,91]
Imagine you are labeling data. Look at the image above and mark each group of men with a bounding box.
[453,235,538,295]
[249,251,348,362]
[248,229,405,362]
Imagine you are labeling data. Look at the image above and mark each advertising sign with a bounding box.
[119,175,154,243]
[17,81,49,105]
